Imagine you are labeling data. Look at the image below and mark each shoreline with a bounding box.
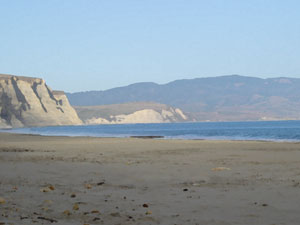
[1,131,300,143]
[1,132,300,224]
[2,120,300,143]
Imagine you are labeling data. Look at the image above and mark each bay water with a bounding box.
[3,120,300,142]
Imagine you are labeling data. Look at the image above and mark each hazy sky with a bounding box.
[1,0,300,92]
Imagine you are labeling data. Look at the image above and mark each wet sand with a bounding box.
[1,132,300,225]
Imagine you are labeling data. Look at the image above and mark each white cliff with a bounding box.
[0,74,82,128]
[75,103,190,124]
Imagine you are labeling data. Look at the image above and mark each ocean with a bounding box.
[3,120,300,142]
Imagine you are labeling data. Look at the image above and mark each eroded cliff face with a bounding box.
[0,74,82,128]
[84,108,188,124]
[75,103,190,124]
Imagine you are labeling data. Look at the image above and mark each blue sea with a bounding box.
[3,120,300,142]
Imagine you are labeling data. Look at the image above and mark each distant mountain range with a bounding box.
[67,75,300,121]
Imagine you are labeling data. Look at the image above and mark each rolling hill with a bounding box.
[67,75,300,121]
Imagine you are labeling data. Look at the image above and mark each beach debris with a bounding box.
[142,204,149,208]
[110,212,121,217]
[85,184,92,189]
[183,188,189,192]
[40,185,55,193]
[211,167,231,171]
[12,186,18,191]
[73,203,79,211]
[20,216,29,220]
[40,187,50,192]
[145,210,152,215]
[48,185,55,191]
[76,201,87,205]
[1,212,8,218]
[63,210,71,216]
[0,197,6,204]
[262,203,268,207]
[70,193,76,198]
[191,180,206,186]
[93,217,100,221]
[131,135,164,139]
[91,210,100,214]
[37,216,57,223]
[97,181,105,186]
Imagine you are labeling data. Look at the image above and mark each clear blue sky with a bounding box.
[1,0,300,92]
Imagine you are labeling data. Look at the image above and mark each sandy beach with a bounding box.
[1,133,300,225]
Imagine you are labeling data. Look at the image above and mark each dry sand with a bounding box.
[1,133,300,225]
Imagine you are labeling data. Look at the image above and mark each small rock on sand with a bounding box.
[85,184,92,189]
[0,197,6,204]
[211,167,231,171]
[91,210,100,214]
[63,210,72,216]
[73,203,79,210]
[48,185,55,190]
[70,193,76,198]
[110,212,121,217]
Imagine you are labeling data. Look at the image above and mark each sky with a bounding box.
[1,0,300,92]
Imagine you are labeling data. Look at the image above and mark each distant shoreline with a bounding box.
[0,131,299,143]
[2,120,300,142]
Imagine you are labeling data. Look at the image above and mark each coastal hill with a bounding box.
[75,102,191,124]
[0,74,82,128]
[67,75,300,121]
